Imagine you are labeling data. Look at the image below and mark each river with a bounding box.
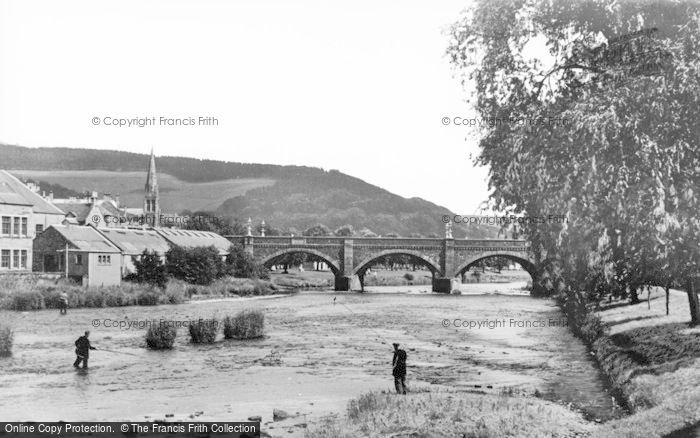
[0,282,624,435]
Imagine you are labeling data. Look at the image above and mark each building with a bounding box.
[51,192,124,227]
[0,170,66,273]
[156,228,232,259]
[96,227,170,276]
[32,224,122,286]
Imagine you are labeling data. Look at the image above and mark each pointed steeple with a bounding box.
[145,147,158,196]
[144,148,160,227]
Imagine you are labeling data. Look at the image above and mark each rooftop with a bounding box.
[0,170,66,214]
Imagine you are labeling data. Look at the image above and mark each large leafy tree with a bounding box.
[449,0,700,323]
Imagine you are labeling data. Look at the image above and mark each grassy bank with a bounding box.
[305,389,592,438]
[563,287,700,438]
[0,275,279,311]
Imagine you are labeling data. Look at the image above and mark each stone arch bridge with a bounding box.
[226,235,537,293]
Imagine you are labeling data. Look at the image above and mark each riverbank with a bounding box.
[579,287,700,437]
[306,388,593,438]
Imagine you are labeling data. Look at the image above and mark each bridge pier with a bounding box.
[432,277,460,293]
[335,275,362,291]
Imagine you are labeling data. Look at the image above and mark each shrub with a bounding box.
[0,324,13,356]
[146,321,177,349]
[163,280,187,304]
[189,318,219,343]
[8,291,44,310]
[403,273,415,281]
[82,289,106,308]
[223,310,264,339]
[136,290,160,306]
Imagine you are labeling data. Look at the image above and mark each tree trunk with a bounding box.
[647,287,651,310]
[687,276,700,326]
[665,284,670,316]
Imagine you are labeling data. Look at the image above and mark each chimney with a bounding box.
[49,191,54,201]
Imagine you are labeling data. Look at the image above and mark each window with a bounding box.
[21,218,27,236]
[12,250,20,268]
[13,217,20,236]
[0,250,9,268]
[75,254,83,265]
[2,217,10,235]
[98,255,111,265]
[36,224,44,234]
[20,250,27,269]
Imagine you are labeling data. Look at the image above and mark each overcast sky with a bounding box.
[0,0,490,214]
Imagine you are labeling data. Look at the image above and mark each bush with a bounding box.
[189,318,219,343]
[0,324,13,356]
[223,310,264,339]
[403,273,415,281]
[8,291,45,310]
[136,290,160,306]
[163,280,187,304]
[146,321,177,349]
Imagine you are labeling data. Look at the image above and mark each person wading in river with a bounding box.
[392,343,407,394]
[59,292,68,315]
[73,331,97,369]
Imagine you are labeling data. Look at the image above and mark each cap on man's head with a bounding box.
[85,330,90,335]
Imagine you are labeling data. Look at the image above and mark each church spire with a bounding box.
[145,148,158,196]
[144,148,160,226]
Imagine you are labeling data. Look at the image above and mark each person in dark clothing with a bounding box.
[392,343,407,394]
[73,331,97,369]
[59,292,68,315]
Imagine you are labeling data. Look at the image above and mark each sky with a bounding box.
[0,0,490,214]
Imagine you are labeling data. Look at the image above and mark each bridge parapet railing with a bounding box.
[453,239,530,249]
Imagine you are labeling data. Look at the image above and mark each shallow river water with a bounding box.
[0,282,624,435]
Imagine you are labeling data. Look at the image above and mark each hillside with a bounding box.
[1,144,500,238]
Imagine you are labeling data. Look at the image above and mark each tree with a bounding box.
[303,224,331,237]
[166,246,223,285]
[181,210,246,235]
[225,244,269,279]
[358,227,378,238]
[334,224,355,237]
[131,250,167,289]
[449,1,700,321]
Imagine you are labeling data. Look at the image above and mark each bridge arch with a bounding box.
[259,248,341,276]
[454,252,537,280]
[352,250,441,276]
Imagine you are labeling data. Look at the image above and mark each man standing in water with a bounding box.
[73,331,97,369]
[59,292,68,315]
[392,343,407,394]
